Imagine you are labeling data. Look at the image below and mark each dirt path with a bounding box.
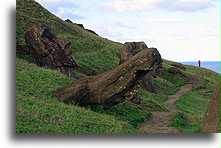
[139,73,203,133]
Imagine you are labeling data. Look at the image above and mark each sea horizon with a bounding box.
[180,61,220,74]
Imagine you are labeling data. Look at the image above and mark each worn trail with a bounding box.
[139,73,202,133]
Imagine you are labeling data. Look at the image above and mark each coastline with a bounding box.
[180,61,220,74]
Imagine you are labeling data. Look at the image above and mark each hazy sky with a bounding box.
[35,0,220,62]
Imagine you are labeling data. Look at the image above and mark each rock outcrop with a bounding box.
[168,67,182,75]
[200,83,220,133]
[65,19,98,36]
[25,23,76,77]
[119,42,162,93]
[85,29,98,36]
[171,64,186,71]
[140,72,157,93]
[76,24,84,29]
[65,19,84,29]
[119,42,148,64]
[65,19,74,24]
[53,48,162,108]
[16,37,29,53]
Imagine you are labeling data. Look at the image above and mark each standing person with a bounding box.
[198,60,201,67]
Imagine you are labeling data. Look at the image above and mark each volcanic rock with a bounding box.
[65,19,84,28]
[16,37,29,53]
[85,29,98,36]
[140,72,157,93]
[200,83,220,133]
[65,19,98,35]
[65,19,74,24]
[25,23,76,77]
[168,67,182,75]
[131,96,142,104]
[119,42,148,64]
[119,42,162,93]
[53,48,162,108]
[171,64,186,71]
[76,24,84,28]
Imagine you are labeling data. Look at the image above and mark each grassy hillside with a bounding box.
[16,0,219,133]
[16,58,143,133]
[170,65,219,133]
[16,0,122,75]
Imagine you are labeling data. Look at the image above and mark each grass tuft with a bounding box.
[16,58,142,133]
[91,101,151,128]
[170,112,188,127]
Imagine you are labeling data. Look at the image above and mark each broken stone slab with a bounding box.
[53,48,162,108]
[24,23,77,77]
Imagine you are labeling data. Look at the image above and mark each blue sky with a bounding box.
[36,0,220,62]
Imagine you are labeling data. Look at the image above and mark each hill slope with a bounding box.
[16,0,122,75]
[16,0,220,133]
[16,58,144,133]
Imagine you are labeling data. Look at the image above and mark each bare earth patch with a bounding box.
[139,73,203,133]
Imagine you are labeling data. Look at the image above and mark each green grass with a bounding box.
[170,112,188,128]
[16,0,220,133]
[160,60,219,133]
[172,89,212,133]
[138,88,169,111]
[16,0,122,76]
[161,67,189,87]
[91,101,151,128]
[153,59,189,95]
[170,112,200,133]
[16,58,142,133]
[136,59,189,112]
[15,0,150,133]
[184,65,219,92]
[162,59,185,69]
[154,78,179,95]
[87,81,176,129]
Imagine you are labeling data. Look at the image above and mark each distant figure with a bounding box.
[198,60,201,67]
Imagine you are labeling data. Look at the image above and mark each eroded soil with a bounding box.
[139,73,203,133]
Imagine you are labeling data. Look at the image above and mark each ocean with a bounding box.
[180,61,220,74]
